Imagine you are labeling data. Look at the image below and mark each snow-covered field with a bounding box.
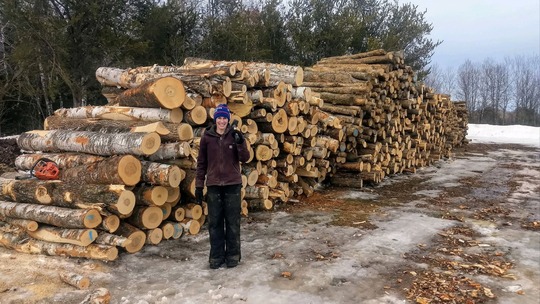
[467,124,540,147]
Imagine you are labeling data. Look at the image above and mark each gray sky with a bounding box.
[399,0,540,69]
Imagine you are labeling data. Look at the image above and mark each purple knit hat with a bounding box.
[214,104,231,121]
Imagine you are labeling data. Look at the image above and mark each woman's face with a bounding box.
[215,116,229,133]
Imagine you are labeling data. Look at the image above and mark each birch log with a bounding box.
[27,226,98,246]
[94,232,132,248]
[59,271,91,289]
[15,153,105,171]
[60,155,141,186]
[17,130,161,156]
[0,201,102,229]
[141,161,185,188]
[0,231,117,261]
[54,106,183,123]
[112,76,185,109]
[0,216,38,231]
[44,116,171,137]
[147,141,192,161]
[0,178,135,215]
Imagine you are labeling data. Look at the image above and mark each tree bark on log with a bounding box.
[0,230,117,261]
[80,287,111,304]
[27,226,98,247]
[0,201,102,229]
[148,141,192,161]
[60,155,141,186]
[54,106,183,124]
[112,76,185,109]
[17,130,161,156]
[14,153,105,171]
[94,232,132,248]
[0,216,38,231]
[141,161,184,188]
[44,116,171,137]
[59,271,91,289]
[243,62,303,86]
[0,178,135,215]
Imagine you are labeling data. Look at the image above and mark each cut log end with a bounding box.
[125,230,146,254]
[141,206,164,229]
[161,222,175,239]
[150,186,169,206]
[168,166,183,188]
[102,215,120,233]
[141,132,161,155]
[169,108,183,124]
[177,123,194,141]
[118,155,142,186]
[116,190,136,215]
[153,77,186,109]
[295,67,304,86]
[84,210,103,229]
[165,187,180,203]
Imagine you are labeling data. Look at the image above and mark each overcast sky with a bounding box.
[398,0,540,70]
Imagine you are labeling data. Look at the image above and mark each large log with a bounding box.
[243,62,303,86]
[44,116,171,137]
[0,178,135,215]
[60,155,141,186]
[96,67,231,98]
[0,201,102,229]
[54,106,183,124]
[27,226,98,247]
[15,153,105,171]
[182,57,242,76]
[0,230,117,261]
[112,76,185,109]
[17,130,161,156]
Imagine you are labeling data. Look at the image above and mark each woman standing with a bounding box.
[195,104,250,269]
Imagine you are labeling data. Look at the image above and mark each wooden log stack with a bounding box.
[0,49,468,261]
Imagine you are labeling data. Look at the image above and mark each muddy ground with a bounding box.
[0,142,539,304]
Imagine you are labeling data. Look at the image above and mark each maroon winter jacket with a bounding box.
[195,124,250,188]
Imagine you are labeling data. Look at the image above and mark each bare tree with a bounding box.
[510,55,540,125]
[456,60,480,122]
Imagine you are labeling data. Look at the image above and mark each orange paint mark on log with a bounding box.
[75,136,89,145]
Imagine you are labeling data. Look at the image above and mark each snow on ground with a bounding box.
[467,124,540,147]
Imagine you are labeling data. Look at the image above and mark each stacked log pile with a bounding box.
[0,49,468,261]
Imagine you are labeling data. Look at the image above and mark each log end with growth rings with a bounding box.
[118,155,142,186]
[116,190,136,215]
[140,132,161,156]
[124,230,146,254]
[153,77,186,109]
[83,209,103,229]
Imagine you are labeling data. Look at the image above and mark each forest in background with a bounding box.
[0,0,538,136]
